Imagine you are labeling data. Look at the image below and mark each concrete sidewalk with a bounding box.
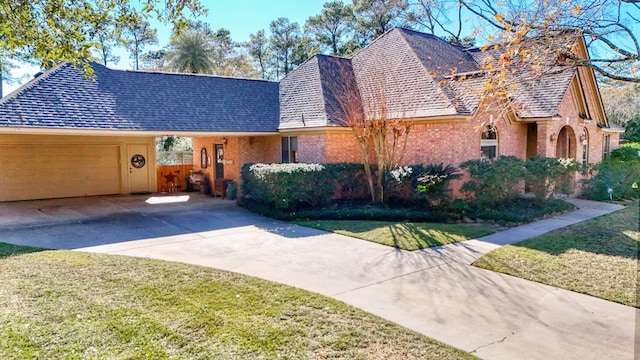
[417,198,625,264]
[72,197,635,360]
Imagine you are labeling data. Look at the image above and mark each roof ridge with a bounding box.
[313,57,331,126]
[122,66,278,84]
[317,55,353,125]
[396,28,455,110]
[350,27,402,60]
[0,62,69,104]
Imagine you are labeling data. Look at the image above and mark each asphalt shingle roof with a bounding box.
[466,48,576,118]
[0,62,280,133]
[278,56,329,129]
[0,28,602,134]
[279,54,359,129]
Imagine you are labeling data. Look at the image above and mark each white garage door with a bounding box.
[0,144,121,201]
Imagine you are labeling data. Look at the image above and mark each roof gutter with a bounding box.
[599,126,625,134]
[0,127,279,137]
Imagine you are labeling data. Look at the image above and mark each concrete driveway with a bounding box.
[0,194,635,360]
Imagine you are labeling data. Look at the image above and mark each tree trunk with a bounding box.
[357,139,376,203]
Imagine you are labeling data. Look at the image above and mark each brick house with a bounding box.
[0,27,621,202]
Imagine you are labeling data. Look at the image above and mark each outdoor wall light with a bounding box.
[550,134,557,141]
[222,137,228,145]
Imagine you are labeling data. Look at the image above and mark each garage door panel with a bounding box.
[0,144,122,201]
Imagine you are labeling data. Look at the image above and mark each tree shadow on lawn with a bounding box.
[504,201,639,259]
[387,223,483,249]
[300,220,494,250]
[507,231,639,259]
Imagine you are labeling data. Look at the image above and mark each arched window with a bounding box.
[581,128,589,174]
[481,124,498,160]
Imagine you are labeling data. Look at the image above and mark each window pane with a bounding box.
[281,137,290,163]
[290,136,298,151]
[481,145,497,159]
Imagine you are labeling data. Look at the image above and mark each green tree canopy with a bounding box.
[245,30,272,79]
[167,31,214,73]
[121,11,158,70]
[0,0,206,70]
[270,18,301,76]
[305,1,355,55]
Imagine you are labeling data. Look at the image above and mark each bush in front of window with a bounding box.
[385,163,462,208]
[525,157,580,201]
[240,163,368,211]
[415,163,463,207]
[460,156,527,206]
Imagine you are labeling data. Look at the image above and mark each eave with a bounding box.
[0,127,279,137]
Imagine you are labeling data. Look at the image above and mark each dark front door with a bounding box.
[526,123,538,159]
[215,144,224,179]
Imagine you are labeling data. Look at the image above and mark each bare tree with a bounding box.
[458,0,640,83]
[328,60,412,203]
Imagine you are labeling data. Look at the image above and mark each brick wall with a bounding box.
[297,133,327,163]
[325,131,363,163]
[193,72,620,199]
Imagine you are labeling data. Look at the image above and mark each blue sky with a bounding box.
[2,0,332,96]
[3,1,638,95]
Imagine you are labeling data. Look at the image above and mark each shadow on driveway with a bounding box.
[0,194,325,249]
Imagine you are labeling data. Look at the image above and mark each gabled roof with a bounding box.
[0,62,280,133]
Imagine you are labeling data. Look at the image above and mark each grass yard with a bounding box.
[295,220,496,250]
[474,201,639,307]
[0,249,475,359]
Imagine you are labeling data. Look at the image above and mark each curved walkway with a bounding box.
[0,195,634,359]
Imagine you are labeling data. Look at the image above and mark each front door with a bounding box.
[215,144,224,179]
[526,123,538,159]
[127,144,151,193]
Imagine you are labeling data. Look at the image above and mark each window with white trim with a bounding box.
[281,136,298,163]
[481,125,498,160]
[581,128,588,174]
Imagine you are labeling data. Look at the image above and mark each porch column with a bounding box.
[536,122,556,158]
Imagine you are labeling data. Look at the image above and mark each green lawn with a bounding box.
[474,201,639,307]
[295,220,496,250]
[0,248,475,359]
[0,242,47,259]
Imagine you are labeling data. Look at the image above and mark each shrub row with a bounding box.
[581,143,640,201]
[460,156,579,205]
[241,163,367,210]
[241,196,574,224]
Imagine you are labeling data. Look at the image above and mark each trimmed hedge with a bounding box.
[241,163,367,211]
[241,197,574,224]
